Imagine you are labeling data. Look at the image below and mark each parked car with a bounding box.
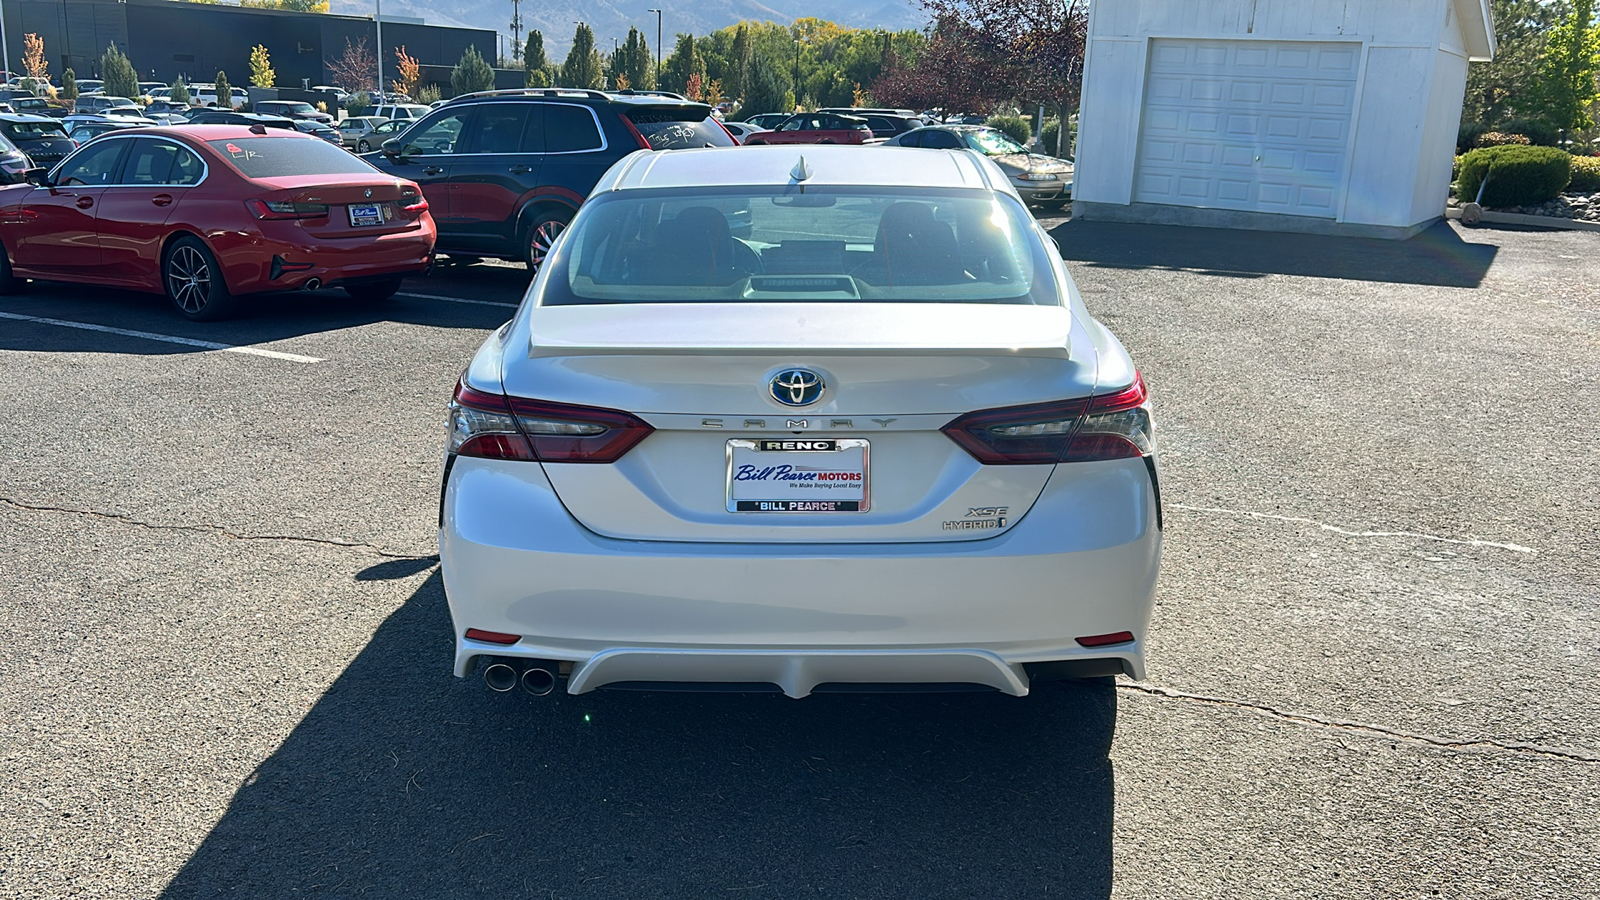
[744,112,878,145]
[67,119,153,143]
[145,87,173,102]
[721,121,769,144]
[138,82,166,97]
[294,120,342,145]
[0,114,76,171]
[337,115,388,149]
[141,100,190,119]
[354,118,408,153]
[365,87,734,268]
[818,107,929,137]
[183,111,296,131]
[887,125,1073,207]
[439,144,1161,698]
[193,86,248,109]
[741,112,790,130]
[11,97,67,118]
[370,103,431,123]
[0,125,436,319]
[254,100,335,125]
[73,95,140,115]
[0,132,32,183]
[75,79,104,95]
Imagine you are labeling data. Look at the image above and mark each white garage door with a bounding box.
[1134,40,1359,218]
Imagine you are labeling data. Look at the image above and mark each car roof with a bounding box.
[596,145,1005,193]
[0,113,60,123]
[441,88,711,111]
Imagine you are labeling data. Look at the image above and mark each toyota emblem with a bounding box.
[770,369,824,407]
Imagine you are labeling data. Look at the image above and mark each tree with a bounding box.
[214,70,233,108]
[327,37,377,93]
[663,33,706,96]
[62,68,78,102]
[248,44,275,88]
[1533,0,1600,141]
[170,76,190,105]
[524,29,554,87]
[560,23,603,89]
[615,26,655,91]
[1463,0,1562,130]
[240,0,330,11]
[23,33,48,84]
[727,24,753,101]
[740,53,793,116]
[451,46,494,96]
[100,44,139,100]
[394,46,421,97]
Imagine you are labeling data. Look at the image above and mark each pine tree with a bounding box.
[728,24,752,102]
[101,44,139,100]
[214,70,232,108]
[740,53,792,116]
[450,46,495,96]
[61,68,78,102]
[662,34,706,96]
[524,30,553,87]
[560,24,603,89]
[248,44,275,88]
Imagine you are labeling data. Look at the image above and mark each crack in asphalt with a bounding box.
[1172,503,1539,554]
[1121,683,1599,763]
[0,497,437,562]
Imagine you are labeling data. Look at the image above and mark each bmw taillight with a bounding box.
[942,373,1153,465]
[245,199,329,220]
[400,188,428,214]
[447,379,653,463]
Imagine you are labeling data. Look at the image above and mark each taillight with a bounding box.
[942,373,1153,465]
[245,199,329,220]
[400,189,428,213]
[447,379,653,463]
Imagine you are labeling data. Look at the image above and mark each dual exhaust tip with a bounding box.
[484,659,558,696]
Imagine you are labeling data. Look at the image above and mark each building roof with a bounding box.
[1455,0,1497,61]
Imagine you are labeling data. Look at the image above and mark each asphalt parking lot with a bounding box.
[2,217,1597,898]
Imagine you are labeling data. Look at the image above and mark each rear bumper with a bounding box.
[224,222,436,294]
[440,456,1162,695]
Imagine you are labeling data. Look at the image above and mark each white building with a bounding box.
[1073,0,1495,239]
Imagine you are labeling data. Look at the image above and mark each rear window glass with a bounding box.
[547,187,1055,306]
[206,137,381,178]
[4,120,67,138]
[625,109,735,150]
[544,105,604,152]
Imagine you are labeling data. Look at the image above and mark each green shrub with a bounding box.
[1457,123,1485,154]
[1452,155,1463,181]
[986,114,1031,147]
[1476,131,1531,147]
[1501,118,1560,147]
[1040,117,1072,157]
[1456,145,1573,206]
[1569,155,1600,192]
[415,83,441,105]
[347,91,371,116]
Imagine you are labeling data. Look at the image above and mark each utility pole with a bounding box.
[647,8,662,84]
[510,0,523,62]
[375,0,384,97]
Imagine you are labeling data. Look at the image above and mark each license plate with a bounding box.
[348,203,384,226]
[726,439,869,513]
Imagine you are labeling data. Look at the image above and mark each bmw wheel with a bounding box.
[0,243,23,295]
[524,211,570,271]
[164,236,237,321]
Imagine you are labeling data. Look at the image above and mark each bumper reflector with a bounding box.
[464,628,521,645]
[1075,631,1135,648]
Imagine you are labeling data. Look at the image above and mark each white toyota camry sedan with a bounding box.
[440,145,1161,699]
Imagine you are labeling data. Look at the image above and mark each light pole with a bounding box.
[374,0,384,98]
[647,8,662,85]
[0,0,12,86]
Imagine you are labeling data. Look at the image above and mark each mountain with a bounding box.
[331,0,928,62]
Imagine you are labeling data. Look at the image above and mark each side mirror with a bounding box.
[23,167,48,186]
[380,137,404,160]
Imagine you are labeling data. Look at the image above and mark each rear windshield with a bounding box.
[273,102,317,114]
[625,109,736,150]
[3,120,67,138]
[547,187,1056,306]
[206,137,382,178]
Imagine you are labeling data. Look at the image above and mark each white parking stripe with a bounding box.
[397,291,519,309]
[0,311,323,363]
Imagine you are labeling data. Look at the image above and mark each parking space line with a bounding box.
[0,311,323,363]
[398,292,520,309]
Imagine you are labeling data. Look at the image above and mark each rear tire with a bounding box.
[523,211,570,271]
[0,244,23,294]
[163,236,237,321]
[344,278,402,302]
[357,139,372,152]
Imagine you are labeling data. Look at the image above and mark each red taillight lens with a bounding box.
[245,198,329,220]
[464,628,521,645]
[1076,631,1135,647]
[447,379,653,463]
[942,373,1153,465]
[400,190,428,213]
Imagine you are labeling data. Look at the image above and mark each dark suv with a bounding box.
[364,88,734,268]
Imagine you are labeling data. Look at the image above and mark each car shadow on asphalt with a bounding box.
[1053,219,1498,288]
[159,571,1118,899]
[0,266,531,358]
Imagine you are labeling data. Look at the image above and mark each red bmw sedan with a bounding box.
[0,125,436,320]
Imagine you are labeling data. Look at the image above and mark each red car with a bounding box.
[744,112,879,145]
[0,124,436,320]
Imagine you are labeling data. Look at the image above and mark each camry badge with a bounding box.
[770,369,824,407]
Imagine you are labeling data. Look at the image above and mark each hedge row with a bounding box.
[1569,156,1600,192]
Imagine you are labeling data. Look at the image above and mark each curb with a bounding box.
[1445,207,1600,233]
